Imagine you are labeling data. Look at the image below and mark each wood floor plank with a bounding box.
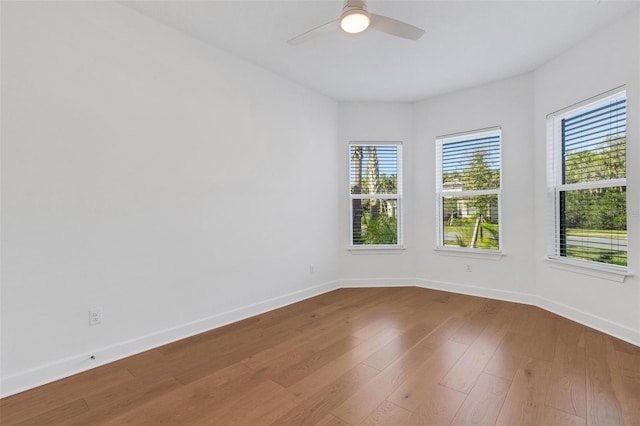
[350,312,399,340]
[315,414,351,426]
[105,361,259,424]
[235,384,301,426]
[615,348,640,418]
[11,399,89,426]
[525,309,559,362]
[484,349,523,381]
[287,326,402,399]
[440,303,515,394]
[358,400,412,425]
[361,319,439,371]
[386,336,468,411]
[555,313,586,347]
[0,363,134,425]
[242,297,392,373]
[449,372,512,426]
[545,338,586,418]
[615,349,640,382]
[329,361,413,425]
[585,330,638,425]
[540,405,587,426]
[450,294,488,320]
[611,336,640,356]
[243,315,365,380]
[407,384,467,425]
[185,379,295,425]
[483,330,528,380]
[331,318,462,425]
[270,335,363,388]
[508,304,539,336]
[495,356,553,425]
[270,363,380,426]
[68,376,182,425]
[449,299,504,345]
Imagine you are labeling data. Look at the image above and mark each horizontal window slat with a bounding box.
[563,126,626,147]
[563,112,626,136]
[559,179,626,191]
[563,99,626,126]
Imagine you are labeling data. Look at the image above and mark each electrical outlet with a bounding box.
[465,264,472,272]
[89,308,102,326]
[309,265,315,274]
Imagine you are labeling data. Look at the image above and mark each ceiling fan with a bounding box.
[288,0,425,45]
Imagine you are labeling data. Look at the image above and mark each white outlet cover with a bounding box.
[89,308,103,326]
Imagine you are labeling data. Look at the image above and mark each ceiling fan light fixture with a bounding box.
[287,0,424,45]
[340,11,370,34]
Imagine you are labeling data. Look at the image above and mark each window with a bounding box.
[436,129,502,251]
[547,89,627,268]
[349,143,402,247]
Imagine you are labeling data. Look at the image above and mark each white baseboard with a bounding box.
[339,277,418,288]
[338,277,640,346]
[2,276,638,397]
[535,295,640,346]
[0,280,340,398]
[337,277,536,304]
[417,278,639,345]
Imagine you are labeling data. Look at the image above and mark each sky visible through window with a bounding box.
[562,95,626,160]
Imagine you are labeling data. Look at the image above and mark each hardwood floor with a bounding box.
[1,287,638,425]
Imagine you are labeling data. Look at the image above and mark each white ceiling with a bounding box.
[122,1,639,102]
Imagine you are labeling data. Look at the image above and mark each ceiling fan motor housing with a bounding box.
[342,0,369,18]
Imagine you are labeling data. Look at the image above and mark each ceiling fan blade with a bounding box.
[369,13,424,40]
[288,19,340,45]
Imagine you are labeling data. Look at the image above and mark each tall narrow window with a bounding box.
[547,89,627,268]
[349,143,402,247]
[436,129,502,251]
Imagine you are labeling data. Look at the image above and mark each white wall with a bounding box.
[533,9,640,343]
[413,74,536,298]
[337,76,536,300]
[1,1,339,395]
[337,103,417,283]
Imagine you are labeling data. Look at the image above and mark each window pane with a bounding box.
[560,187,627,266]
[352,198,398,245]
[563,97,626,184]
[442,194,499,250]
[350,145,398,195]
[442,134,500,190]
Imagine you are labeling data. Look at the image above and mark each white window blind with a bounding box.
[436,129,502,251]
[547,89,627,268]
[349,143,402,247]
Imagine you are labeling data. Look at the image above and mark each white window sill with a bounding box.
[434,246,504,260]
[545,256,631,283]
[348,245,406,255]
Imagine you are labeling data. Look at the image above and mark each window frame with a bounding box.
[348,141,403,250]
[435,127,503,253]
[546,87,628,274]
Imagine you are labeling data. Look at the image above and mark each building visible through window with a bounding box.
[436,129,502,251]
